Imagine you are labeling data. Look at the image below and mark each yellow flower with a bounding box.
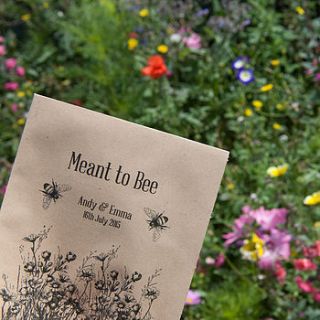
[157,44,169,54]
[139,8,149,17]
[272,122,282,130]
[267,164,288,177]
[128,38,138,51]
[43,2,49,9]
[276,103,285,111]
[241,233,264,261]
[252,100,263,110]
[21,14,31,22]
[260,84,273,92]
[17,118,26,126]
[17,91,25,98]
[244,108,253,117]
[296,6,305,15]
[303,191,320,206]
[314,221,320,228]
[226,182,235,190]
[271,59,280,66]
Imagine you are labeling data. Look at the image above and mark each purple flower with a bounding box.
[223,209,254,246]
[258,229,292,269]
[240,19,251,28]
[250,207,288,231]
[224,206,289,246]
[315,73,320,82]
[196,8,209,17]
[232,56,249,70]
[185,290,201,305]
[237,69,254,85]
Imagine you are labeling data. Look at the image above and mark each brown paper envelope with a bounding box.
[0,94,228,320]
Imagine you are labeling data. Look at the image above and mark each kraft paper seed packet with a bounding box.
[0,94,228,320]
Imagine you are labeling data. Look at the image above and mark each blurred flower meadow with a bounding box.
[0,0,320,319]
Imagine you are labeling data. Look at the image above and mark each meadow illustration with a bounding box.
[0,226,161,320]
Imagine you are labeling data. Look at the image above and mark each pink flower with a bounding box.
[303,241,320,258]
[315,73,320,82]
[259,229,291,269]
[205,254,225,268]
[214,253,225,268]
[185,290,201,305]
[224,206,289,247]
[0,45,6,56]
[5,58,17,70]
[275,262,286,284]
[16,66,25,77]
[183,33,202,49]
[0,36,4,43]
[250,207,288,231]
[0,184,7,194]
[313,291,320,303]
[294,258,317,271]
[295,276,315,293]
[11,103,19,112]
[4,82,19,91]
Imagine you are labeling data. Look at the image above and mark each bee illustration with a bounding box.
[40,179,72,209]
[144,207,169,242]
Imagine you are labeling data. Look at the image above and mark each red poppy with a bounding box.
[129,32,138,39]
[141,55,168,79]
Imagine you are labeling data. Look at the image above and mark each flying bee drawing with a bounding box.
[40,179,72,209]
[144,207,169,242]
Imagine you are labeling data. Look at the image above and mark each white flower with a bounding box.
[170,33,182,43]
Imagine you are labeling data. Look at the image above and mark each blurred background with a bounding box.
[0,0,320,319]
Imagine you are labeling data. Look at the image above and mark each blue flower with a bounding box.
[196,8,210,17]
[232,56,249,70]
[237,69,254,85]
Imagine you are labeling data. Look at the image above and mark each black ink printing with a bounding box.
[0,227,162,320]
[144,208,169,242]
[67,151,159,195]
[40,179,72,209]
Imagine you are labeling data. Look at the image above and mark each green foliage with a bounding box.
[201,281,266,320]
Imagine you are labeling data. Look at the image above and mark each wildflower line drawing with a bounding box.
[0,226,161,319]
